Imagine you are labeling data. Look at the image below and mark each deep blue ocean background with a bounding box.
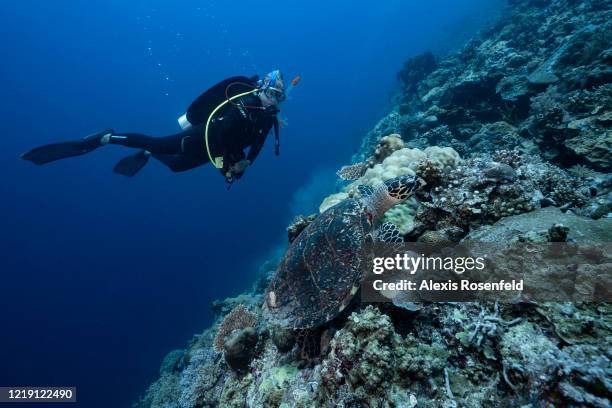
[0,1,503,406]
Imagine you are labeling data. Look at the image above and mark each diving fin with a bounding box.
[21,129,114,165]
[113,150,150,177]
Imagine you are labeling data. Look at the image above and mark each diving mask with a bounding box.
[264,86,286,102]
[260,69,286,103]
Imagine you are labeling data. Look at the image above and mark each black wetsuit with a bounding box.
[109,77,277,174]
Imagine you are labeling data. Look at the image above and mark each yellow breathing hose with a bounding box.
[205,89,258,168]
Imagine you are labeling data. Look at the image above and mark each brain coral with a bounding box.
[355,148,424,188]
[423,146,462,169]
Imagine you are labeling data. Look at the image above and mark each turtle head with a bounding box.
[365,174,425,220]
[384,174,426,202]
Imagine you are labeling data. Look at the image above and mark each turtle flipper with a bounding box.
[337,162,368,180]
[375,222,403,243]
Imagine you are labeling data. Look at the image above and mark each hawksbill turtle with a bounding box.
[264,174,425,329]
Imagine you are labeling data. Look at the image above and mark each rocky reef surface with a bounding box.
[134,0,611,407]
[360,0,611,172]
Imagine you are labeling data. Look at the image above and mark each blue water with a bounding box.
[0,1,503,406]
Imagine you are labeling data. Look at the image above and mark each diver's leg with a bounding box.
[149,128,210,172]
[152,154,209,172]
[110,129,205,176]
[108,132,185,155]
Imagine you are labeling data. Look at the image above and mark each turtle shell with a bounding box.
[264,198,372,329]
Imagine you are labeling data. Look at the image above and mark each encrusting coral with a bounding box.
[411,150,592,240]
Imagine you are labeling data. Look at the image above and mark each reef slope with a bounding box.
[135,1,611,407]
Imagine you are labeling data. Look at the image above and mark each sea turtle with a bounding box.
[264,174,425,329]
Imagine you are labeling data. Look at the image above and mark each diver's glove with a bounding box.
[231,159,250,176]
[225,159,250,182]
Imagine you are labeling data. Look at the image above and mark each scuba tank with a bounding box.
[176,76,257,130]
[178,74,301,129]
[178,113,192,130]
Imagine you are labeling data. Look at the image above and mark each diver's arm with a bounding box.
[211,104,246,159]
[245,131,267,164]
[223,150,246,168]
[221,150,248,181]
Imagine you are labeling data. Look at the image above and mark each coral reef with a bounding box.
[135,0,611,406]
[463,208,612,302]
[211,293,263,319]
[318,307,397,395]
[323,145,461,236]
[213,304,258,352]
[349,145,460,189]
[337,134,406,181]
[465,206,612,244]
[353,112,403,164]
[385,0,612,171]
[159,350,186,376]
[224,327,259,373]
[397,52,438,96]
[135,346,227,408]
[411,150,592,240]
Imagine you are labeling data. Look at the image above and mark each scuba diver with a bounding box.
[21,70,298,184]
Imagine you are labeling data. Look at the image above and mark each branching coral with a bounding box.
[454,303,522,350]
